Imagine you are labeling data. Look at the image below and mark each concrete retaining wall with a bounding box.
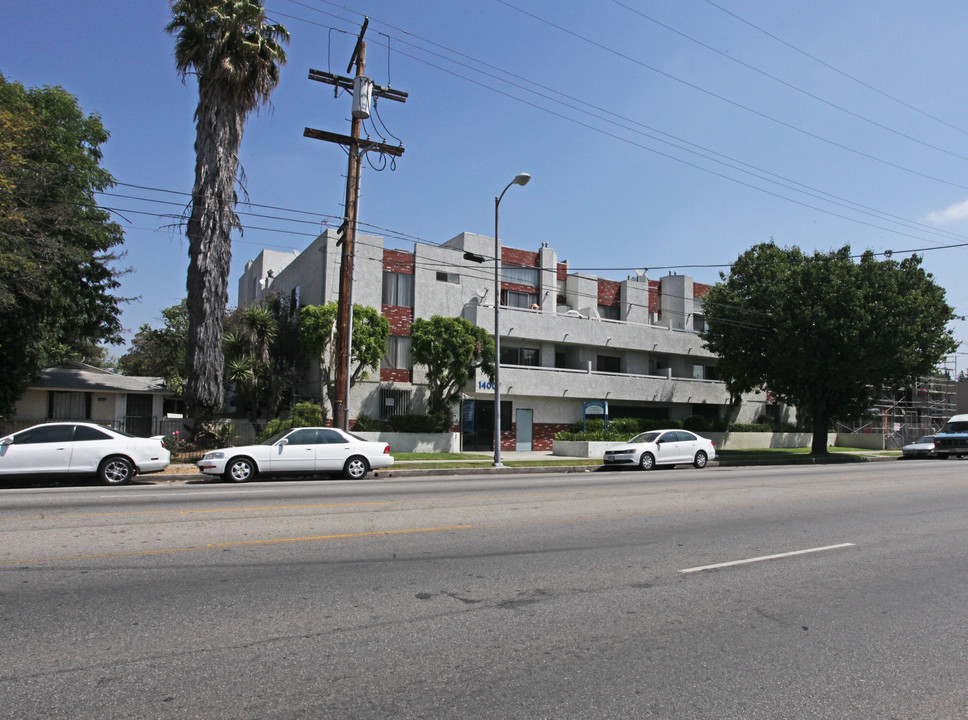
[355,432,460,453]
[554,431,884,457]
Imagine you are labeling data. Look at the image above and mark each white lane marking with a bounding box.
[680,542,855,574]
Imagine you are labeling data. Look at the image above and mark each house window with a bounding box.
[693,314,706,333]
[436,271,459,284]
[597,355,621,373]
[598,305,619,320]
[501,289,537,308]
[380,388,412,421]
[500,347,539,366]
[382,271,413,307]
[49,391,90,420]
[692,364,717,380]
[383,335,412,370]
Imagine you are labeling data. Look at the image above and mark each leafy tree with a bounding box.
[701,243,957,454]
[166,0,289,427]
[410,316,495,427]
[118,299,189,390]
[300,303,390,420]
[0,73,124,416]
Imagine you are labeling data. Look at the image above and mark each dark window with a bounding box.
[501,289,537,308]
[382,272,413,307]
[318,429,346,444]
[598,305,619,320]
[597,355,621,373]
[73,425,111,442]
[14,424,74,444]
[500,347,539,366]
[49,391,90,420]
[675,431,698,442]
[501,264,539,287]
[693,315,707,333]
[285,429,318,445]
[380,388,411,421]
[436,271,459,284]
[658,431,678,444]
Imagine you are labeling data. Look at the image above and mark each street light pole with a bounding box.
[493,172,531,467]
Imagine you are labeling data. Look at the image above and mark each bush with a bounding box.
[352,413,386,432]
[682,415,711,432]
[257,402,327,442]
[388,413,451,433]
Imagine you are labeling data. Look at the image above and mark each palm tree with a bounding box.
[166,0,288,428]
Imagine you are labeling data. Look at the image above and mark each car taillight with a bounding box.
[384,445,390,454]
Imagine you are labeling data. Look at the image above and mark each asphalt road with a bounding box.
[2,461,968,719]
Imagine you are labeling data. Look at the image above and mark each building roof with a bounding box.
[34,362,172,395]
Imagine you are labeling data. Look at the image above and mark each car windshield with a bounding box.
[629,432,661,444]
[261,430,293,446]
[918,436,935,444]
[940,421,968,434]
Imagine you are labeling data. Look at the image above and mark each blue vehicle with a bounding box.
[932,415,968,459]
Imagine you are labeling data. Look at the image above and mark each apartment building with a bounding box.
[239,230,780,451]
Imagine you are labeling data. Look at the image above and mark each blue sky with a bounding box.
[5,1,968,371]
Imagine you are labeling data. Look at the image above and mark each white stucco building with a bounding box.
[239,230,783,451]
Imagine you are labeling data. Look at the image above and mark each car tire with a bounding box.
[99,456,134,485]
[638,452,655,471]
[344,455,369,480]
[224,457,256,483]
[694,450,708,469]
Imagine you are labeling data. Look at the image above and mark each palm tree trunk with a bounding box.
[185,82,244,426]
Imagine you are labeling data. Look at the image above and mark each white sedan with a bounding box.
[602,429,716,470]
[198,427,393,482]
[0,422,170,484]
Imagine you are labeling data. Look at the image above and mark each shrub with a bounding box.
[257,402,327,442]
[352,413,386,432]
[682,415,711,432]
[388,413,451,433]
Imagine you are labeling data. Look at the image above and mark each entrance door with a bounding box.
[515,409,533,452]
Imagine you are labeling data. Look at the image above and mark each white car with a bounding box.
[602,429,716,470]
[0,422,170,484]
[900,435,936,459]
[198,427,393,482]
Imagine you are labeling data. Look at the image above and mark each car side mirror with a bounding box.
[277,438,289,447]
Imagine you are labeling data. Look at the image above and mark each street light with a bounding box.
[493,172,531,467]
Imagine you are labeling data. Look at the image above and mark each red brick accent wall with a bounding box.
[502,247,538,267]
[380,368,411,383]
[694,282,711,298]
[533,422,572,451]
[649,280,660,314]
[383,249,414,274]
[598,279,620,307]
[501,281,538,295]
[557,262,568,279]
[382,306,412,335]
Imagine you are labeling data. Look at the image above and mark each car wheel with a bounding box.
[694,450,708,469]
[99,456,134,485]
[638,452,655,471]
[344,455,369,480]
[225,457,256,483]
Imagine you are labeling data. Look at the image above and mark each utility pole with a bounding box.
[305,18,406,430]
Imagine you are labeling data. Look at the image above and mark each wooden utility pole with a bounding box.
[304,19,406,429]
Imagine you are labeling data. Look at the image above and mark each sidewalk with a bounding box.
[145,449,897,483]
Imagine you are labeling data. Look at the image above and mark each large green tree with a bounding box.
[118,299,189,391]
[0,73,124,416]
[410,316,495,427]
[300,303,390,420]
[167,0,289,426]
[701,243,958,454]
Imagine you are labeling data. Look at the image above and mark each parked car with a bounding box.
[900,435,936,459]
[0,422,170,484]
[602,429,715,470]
[197,427,393,482]
[932,414,968,459]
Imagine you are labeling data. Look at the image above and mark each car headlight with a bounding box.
[202,451,225,460]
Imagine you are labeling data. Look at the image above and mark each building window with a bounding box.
[501,263,539,287]
[380,388,411,421]
[49,391,90,420]
[597,355,621,373]
[692,364,716,380]
[382,271,413,307]
[692,314,706,333]
[383,335,412,370]
[436,271,459,284]
[598,305,619,320]
[501,289,537,308]
[500,347,539,366]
